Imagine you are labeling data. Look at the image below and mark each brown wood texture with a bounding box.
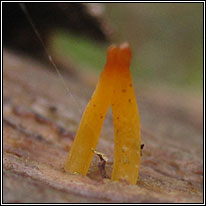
[3,50,203,203]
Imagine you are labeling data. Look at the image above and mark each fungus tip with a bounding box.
[118,42,132,67]
[106,45,119,68]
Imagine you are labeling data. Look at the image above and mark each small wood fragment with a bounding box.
[92,148,108,178]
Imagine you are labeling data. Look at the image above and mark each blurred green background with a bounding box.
[52,3,203,93]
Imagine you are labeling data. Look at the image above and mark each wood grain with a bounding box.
[3,50,203,203]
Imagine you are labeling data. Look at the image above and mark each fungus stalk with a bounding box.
[64,46,118,175]
[111,43,141,184]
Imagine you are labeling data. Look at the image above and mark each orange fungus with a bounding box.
[64,43,141,184]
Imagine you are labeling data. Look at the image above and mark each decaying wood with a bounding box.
[3,50,203,203]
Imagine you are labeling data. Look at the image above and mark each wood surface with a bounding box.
[3,50,203,203]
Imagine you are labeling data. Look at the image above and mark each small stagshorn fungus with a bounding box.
[64,43,141,185]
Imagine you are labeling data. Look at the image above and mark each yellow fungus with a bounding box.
[111,43,141,185]
[64,45,118,175]
[64,43,141,185]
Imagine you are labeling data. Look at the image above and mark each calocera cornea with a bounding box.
[64,43,141,185]
[111,43,141,184]
[64,45,118,175]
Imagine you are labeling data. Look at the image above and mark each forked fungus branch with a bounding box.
[64,43,141,185]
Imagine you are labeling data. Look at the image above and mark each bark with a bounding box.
[3,50,203,203]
